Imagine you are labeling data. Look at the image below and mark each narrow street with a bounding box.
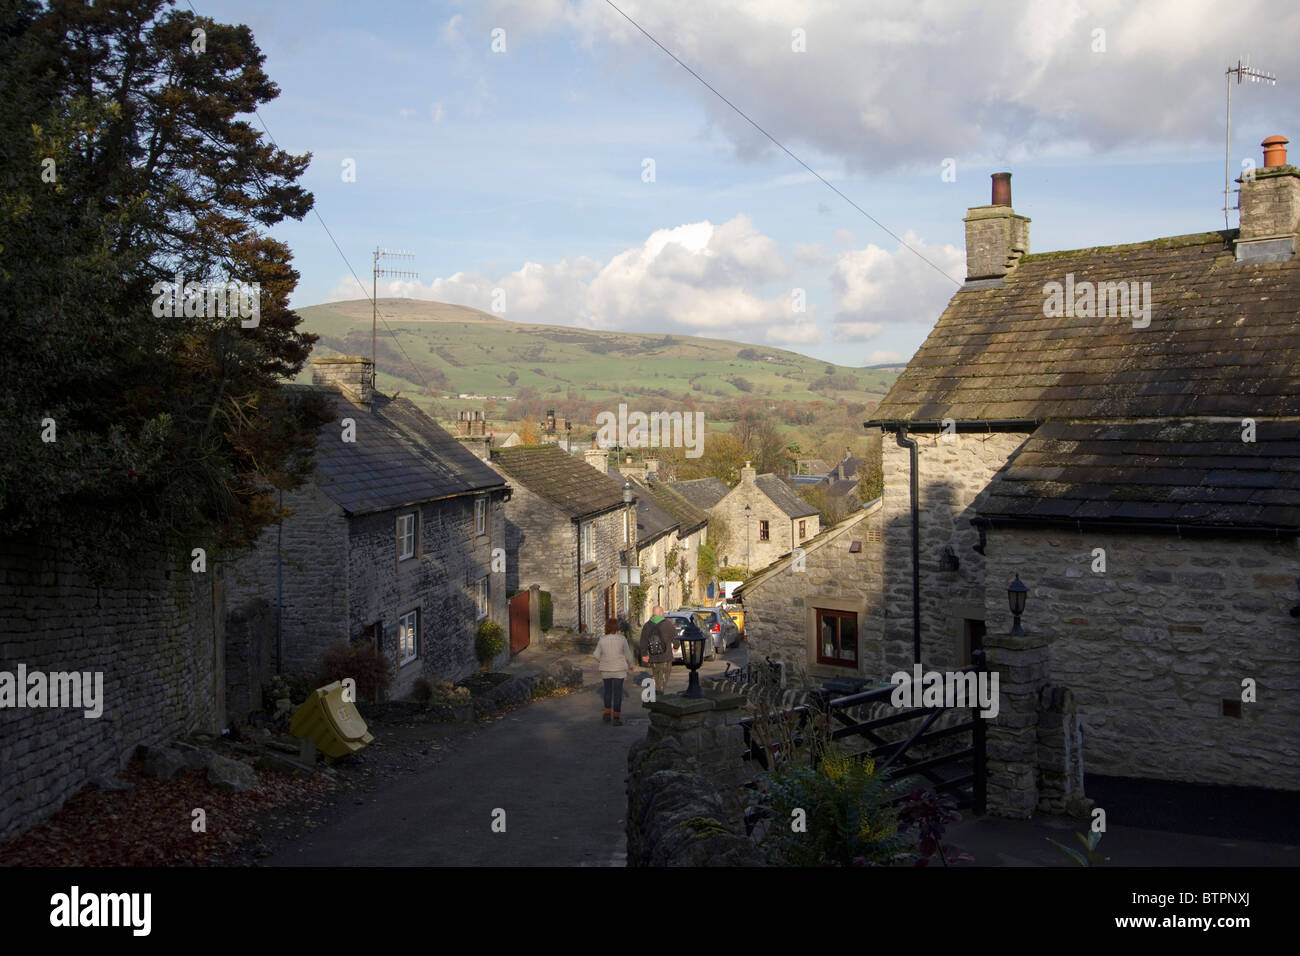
[263,647,741,867]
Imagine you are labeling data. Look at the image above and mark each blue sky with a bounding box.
[196,0,1300,366]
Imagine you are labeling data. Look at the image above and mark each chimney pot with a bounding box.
[991,172,1012,207]
[1263,135,1289,168]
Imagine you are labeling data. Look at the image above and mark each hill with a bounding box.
[293,299,899,423]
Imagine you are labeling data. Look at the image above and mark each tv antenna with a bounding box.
[372,247,420,385]
[1224,57,1277,230]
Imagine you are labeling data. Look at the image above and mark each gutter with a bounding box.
[896,425,921,666]
[972,514,1300,540]
[865,418,1039,433]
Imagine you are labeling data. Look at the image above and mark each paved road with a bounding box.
[264,647,741,867]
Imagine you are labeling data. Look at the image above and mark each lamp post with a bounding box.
[679,624,706,698]
[745,503,752,573]
[1007,574,1028,636]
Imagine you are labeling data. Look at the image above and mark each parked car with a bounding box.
[685,606,741,650]
[721,604,744,639]
[664,611,720,661]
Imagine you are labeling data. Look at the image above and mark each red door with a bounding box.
[509,591,530,655]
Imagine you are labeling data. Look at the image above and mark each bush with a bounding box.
[476,620,506,669]
[261,673,312,716]
[317,640,391,703]
[411,677,434,705]
[757,744,910,866]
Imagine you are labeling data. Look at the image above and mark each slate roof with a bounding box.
[491,444,628,518]
[610,469,678,543]
[798,458,832,475]
[872,231,1300,423]
[641,479,709,535]
[831,455,864,480]
[755,474,820,519]
[312,390,507,516]
[976,419,1300,532]
[669,477,730,511]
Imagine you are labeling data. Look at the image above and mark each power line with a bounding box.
[602,0,963,288]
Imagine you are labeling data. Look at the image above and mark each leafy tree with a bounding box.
[0,0,329,576]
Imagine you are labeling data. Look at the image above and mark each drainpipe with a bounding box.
[896,426,921,665]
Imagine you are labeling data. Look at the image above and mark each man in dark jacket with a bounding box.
[638,605,677,696]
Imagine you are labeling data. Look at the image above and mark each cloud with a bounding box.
[430,103,445,124]
[830,232,964,339]
[468,0,1300,171]
[866,349,905,364]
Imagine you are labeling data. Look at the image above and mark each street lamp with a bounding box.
[679,624,706,698]
[1007,574,1028,636]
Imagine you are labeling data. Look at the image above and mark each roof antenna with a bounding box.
[1224,57,1277,230]
[372,247,420,386]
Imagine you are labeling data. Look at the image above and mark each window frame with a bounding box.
[398,608,419,665]
[475,496,487,536]
[798,519,806,540]
[475,576,489,620]
[815,607,858,668]
[397,512,417,561]
[758,519,770,541]
[581,521,595,564]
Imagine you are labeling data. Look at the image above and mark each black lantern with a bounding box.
[1007,574,1028,635]
[680,626,706,698]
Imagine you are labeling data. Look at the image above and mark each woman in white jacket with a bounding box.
[593,617,636,725]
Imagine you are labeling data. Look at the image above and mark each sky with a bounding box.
[195,0,1300,366]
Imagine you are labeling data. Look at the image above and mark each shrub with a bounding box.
[757,744,910,866]
[317,639,391,703]
[476,620,507,669]
[411,677,434,705]
[538,590,553,630]
[261,673,312,716]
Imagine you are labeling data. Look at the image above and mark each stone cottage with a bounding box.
[705,463,821,574]
[607,464,681,622]
[863,143,1300,794]
[736,501,885,684]
[225,356,510,705]
[490,443,637,633]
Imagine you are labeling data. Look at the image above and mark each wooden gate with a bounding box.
[509,590,531,655]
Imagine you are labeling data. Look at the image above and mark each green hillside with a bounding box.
[293,298,899,418]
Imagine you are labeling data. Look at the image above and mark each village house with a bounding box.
[851,144,1300,796]
[490,443,637,633]
[605,462,680,622]
[639,473,710,607]
[695,463,821,573]
[224,356,510,706]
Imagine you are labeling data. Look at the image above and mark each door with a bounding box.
[509,591,530,655]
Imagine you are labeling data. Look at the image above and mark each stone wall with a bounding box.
[741,505,885,681]
[224,598,275,725]
[224,481,350,679]
[712,470,820,573]
[0,542,223,842]
[983,527,1300,791]
[880,430,1028,672]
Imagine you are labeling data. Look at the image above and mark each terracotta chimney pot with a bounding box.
[1262,135,1289,168]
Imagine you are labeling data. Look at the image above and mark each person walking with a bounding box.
[594,617,635,725]
[638,605,677,697]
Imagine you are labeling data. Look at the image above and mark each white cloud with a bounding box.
[468,0,1300,171]
[866,349,905,364]
[830,232,964,338]
[430,103,445,124]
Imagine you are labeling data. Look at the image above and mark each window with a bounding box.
[398,609,419,664]
[475,497,487,536]
[816,609,858,667]
[397,513,417,560]
[759,519,770,541]
[475,577,489,620]
[582,521,595,564]
[798,519,807,540]
[582,590,594,632]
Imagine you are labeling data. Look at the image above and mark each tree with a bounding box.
[0,0,329,576]
[519,415,541,444]
[677,431,746,485]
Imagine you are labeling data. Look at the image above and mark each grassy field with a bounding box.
[293,298,901,420]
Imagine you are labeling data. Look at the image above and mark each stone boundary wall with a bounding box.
[0,541,223,842]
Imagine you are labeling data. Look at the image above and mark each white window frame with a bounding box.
[475,576,489,620]
[581,521,594,564]
[398,609,419,664]
[475,497,487,536]
[397,513,417,561]
[583,590,594,632]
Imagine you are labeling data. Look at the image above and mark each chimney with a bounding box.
[311,355,374,406]
[583,444,607,475]
[963,172,1031,281]
[1236,135,1300,263]
[740,460,756,485]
